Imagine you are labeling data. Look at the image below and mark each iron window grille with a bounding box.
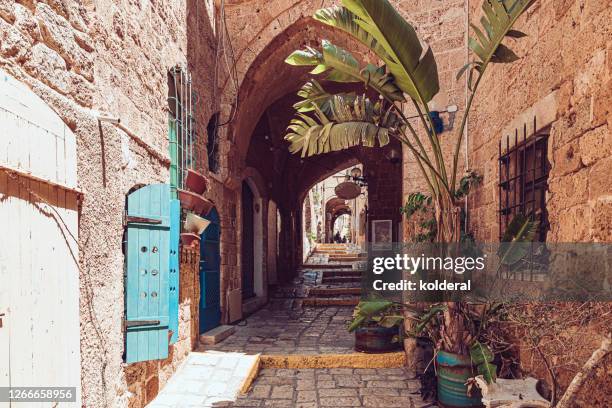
[168,65,199,191]
[498,118,550,242]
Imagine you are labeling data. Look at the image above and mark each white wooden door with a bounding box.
[0,69,81,407]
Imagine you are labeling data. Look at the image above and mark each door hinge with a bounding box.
[126,216,162,225]
[125,319,160,328]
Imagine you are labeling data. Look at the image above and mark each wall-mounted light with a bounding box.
[429,111,444,134]
[346,166,367,187]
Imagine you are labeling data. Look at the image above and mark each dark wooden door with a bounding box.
[241,181,255,299]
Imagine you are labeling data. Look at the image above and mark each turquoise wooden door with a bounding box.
[125,184,170,363]
[199,207,221,333]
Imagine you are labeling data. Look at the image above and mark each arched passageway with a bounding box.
[228,14,404,313]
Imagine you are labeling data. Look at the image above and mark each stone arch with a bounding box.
[226,14,378,164]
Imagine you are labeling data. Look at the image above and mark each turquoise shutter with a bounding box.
[168,199,180,344]
[125,184,170,363]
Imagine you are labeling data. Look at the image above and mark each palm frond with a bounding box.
[497,213,539,266]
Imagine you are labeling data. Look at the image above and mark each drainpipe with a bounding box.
[464,0,470,233]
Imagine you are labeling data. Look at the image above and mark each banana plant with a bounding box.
[285,0,536,359]
[285,0,535,242]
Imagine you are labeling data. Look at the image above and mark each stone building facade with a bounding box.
[0,0,609,407]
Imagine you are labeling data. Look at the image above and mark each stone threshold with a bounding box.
[240,351,407,395]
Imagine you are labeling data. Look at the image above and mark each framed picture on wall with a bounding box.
[372,220,393,250]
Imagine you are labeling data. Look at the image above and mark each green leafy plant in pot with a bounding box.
[348,298,408,353]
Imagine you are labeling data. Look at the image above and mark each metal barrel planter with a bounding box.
[436,350,484,408]
[354,326,402,353]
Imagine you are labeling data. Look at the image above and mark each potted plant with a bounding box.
[347,299,406,353]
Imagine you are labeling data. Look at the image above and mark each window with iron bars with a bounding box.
[498,118,550,242]
[168,65,198,194]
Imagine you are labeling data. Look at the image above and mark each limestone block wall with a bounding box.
[465,0,611,400]
[0,0,218,407]
[398,0,470,239]
[467,0,611,243]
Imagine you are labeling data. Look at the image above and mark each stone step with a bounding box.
[321,270,363,277]
[199,325,236,345]
[308,287,361,297]
[301,263,354,270]
[322,275,362,284]
[301,297,360,306]
[259,351,406,369]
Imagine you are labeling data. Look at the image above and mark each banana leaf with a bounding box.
[469,341,497,383]
[285,93,399,157]
[347,299,394,332]
[459,0,535,87]
[497,214,539,266]
[286,40,404,102]
[315,0,439,105]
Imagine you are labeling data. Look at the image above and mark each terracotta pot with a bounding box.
[180,232,200,247]
[354,325,402,353]
[185,169,208,195]
[177,189,214,216]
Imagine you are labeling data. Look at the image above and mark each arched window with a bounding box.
[207,113,220,173]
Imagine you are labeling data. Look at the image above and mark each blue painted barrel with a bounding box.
[436,350,484,408]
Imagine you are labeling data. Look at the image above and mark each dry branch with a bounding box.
[555,335,611,408]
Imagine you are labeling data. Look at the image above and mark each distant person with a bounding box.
[341,236,347,243]
[334,231,341,243]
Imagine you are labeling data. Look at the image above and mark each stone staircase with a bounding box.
[300,243,365,307]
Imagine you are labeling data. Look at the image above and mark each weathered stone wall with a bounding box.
[0,0,218,407]
[464,0,612,399]
[467,0,611,242]
[398,0,470,240]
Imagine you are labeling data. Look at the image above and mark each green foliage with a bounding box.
[469,341,497,384]
[285,91,402,158]
[408,304,447,338]
[455,171,483,200]
[400,192,431,217]
[285,41,404,102]
[315,0,439,105]
[498,214,539,266]
[459,0,535,90]
[347,299,394,332]
[400,192,436,242]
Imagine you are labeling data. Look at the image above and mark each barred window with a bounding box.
[168,66,198,190]
[498,121,550,242]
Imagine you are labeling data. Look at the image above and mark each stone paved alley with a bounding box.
[201,305,355,355]
[148,244,438,407]
[225,368,431,408]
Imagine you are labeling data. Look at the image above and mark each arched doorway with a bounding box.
[200,207,221,333]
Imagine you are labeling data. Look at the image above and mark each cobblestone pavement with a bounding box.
[218,368,437,408]
[200,303,355,355]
